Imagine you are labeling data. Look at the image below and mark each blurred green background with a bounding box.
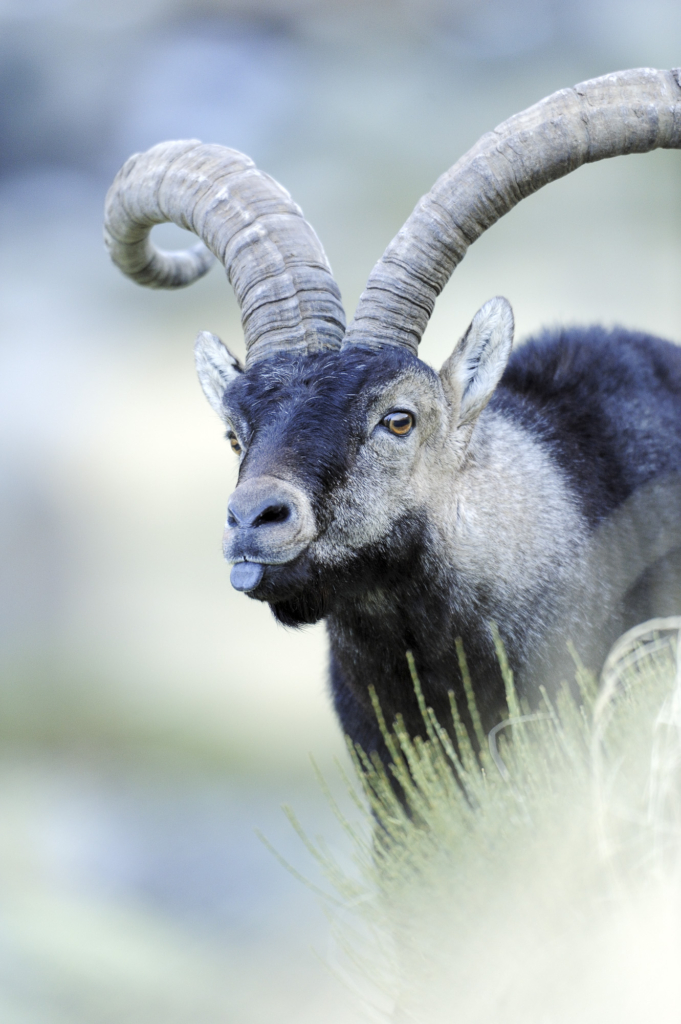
[0,1,679,1020]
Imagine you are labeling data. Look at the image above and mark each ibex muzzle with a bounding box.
[224,475,316,591]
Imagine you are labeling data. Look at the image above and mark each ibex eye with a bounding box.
[382,411,414,436]
[227,432,242,455]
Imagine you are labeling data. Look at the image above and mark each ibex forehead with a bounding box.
[221,346,439,430]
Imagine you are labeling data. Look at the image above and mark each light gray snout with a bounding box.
[223,476,316,585]
[227,483,293,530]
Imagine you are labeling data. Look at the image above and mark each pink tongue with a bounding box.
[230,562,265,592]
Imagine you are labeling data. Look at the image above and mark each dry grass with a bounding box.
[282,619,681,1022]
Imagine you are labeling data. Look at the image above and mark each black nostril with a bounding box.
[227,495,293,530]
[252,503,290,528]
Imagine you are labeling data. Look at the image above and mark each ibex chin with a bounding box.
[105,68,681,761]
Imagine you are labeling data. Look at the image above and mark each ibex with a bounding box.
[105,68,681,761]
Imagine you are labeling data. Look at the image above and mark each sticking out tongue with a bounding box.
[230,561,265,592]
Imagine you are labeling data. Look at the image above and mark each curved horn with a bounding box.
[344,67,681,355]
[104,140,346,366]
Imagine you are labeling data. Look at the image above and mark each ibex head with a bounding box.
[104,68,681,627]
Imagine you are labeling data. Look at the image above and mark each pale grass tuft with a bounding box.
[280,620,681,1022]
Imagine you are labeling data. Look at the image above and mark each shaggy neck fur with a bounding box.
[326,406,589,758]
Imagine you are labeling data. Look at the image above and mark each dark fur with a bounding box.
[225,327,681,760]
[499,326,681,525]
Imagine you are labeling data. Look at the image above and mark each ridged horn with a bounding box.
[104,140,346,366]
[344,67,681,355]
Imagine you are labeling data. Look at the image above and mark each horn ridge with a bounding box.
[344,67,681,355]
[104,140,346,366]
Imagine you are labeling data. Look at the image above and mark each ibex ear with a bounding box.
[440,297,514,427]
[194,330,242,420]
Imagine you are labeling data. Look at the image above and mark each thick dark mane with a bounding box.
[496,326,681,526]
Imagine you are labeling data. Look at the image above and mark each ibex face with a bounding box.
[196,298,513,625]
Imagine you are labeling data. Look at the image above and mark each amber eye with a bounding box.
[382,410,414,436]
[227,432,242,455]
